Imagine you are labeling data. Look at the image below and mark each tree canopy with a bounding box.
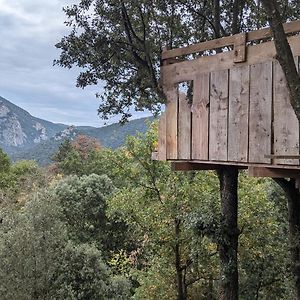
[55,0,300,121]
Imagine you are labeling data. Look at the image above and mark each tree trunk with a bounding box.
[274,179,300,299]
[261,1,300,298]
[217,166,239,300]
[261,0,300,122]
[174,218,187,300]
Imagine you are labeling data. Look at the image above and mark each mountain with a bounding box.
[10,118,153,165]
[0,96,153,165]
[0,96,67,149]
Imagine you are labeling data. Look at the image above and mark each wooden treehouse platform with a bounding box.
[152,20,300,181]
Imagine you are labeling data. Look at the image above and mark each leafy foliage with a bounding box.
[55,0,300,121]
[0,118,296,298]
[0,173,131,299]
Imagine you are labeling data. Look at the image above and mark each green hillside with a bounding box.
[10,117,154,165]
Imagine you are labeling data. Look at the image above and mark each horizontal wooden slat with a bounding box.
[162,20,300,60]
[162,35,300,86]
[248,167,300,178]
[265,155,300,159]
[171,162,219,171]
[185,159,300,170]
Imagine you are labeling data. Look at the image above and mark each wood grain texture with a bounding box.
[162,35,300,86]
[162,20,300,60]
[273,59,299,165]
[209,70,229,161]
[192,73,210,160]
[158,112,167,161]
[178,91,191,159]
[249,61,272,163]
[248,166,300,178]
[165,87,178,160]
[228,65,250,162]
[233,33,247,63]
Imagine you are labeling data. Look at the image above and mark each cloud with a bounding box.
[0,0,152,127]
[0,0,107,126]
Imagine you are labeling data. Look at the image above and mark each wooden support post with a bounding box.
[233,33,247,63]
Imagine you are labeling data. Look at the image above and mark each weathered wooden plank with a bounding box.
[166,87,178,160]
[248,166,300,178]
[157,112,167,161]
[192,73,210,160]
[228,65,249,162]
[171,162,219,171]
[249,61,272,163]
[162,20,300,60]
[233,33,247,63]
[265,155,300,159]
[178,91,191,159]
[162,35,300,86]
[189,158,300,170]
[273,59,299,165]
[209,70,229,161]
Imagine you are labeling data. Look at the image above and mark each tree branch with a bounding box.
[261,0,300,121]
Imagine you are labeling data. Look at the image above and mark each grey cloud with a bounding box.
[0,0,151,127]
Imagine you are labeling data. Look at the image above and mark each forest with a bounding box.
[2,0,300,299]
[0,125,295,299]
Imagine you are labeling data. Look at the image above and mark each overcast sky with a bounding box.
[0,0,150,127]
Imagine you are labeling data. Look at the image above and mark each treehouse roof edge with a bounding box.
[162,19,300,60]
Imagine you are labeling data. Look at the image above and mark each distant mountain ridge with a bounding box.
[0,96,152,165]
[0,96,67,148]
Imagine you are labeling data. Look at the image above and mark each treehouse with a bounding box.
[153,20,300,180]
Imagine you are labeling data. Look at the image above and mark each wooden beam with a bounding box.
[248,166,300,178]
[265,155,300,159]
[233,33,247,63]
[162,35,300,86]
[158,112,167,161]
[186,159,300,170]
[162,20,300,60]
[171,162,219,171]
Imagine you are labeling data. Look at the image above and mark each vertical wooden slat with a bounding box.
[249,61,272,163]
[273,59,299,165]
[209,70,229,161]
[157,112,167,161]
[228,65,250,162]
[192,73,210,160]
[166,87,178,160]
[178,91,191,159]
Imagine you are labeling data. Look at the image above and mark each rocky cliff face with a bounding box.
[0,96,67,147]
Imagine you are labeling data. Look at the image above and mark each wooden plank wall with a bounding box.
[248,61,272,164]
[273,59,299,165]
[165,87,178,160]
[192,73,210,160]
[159,57,300,167]
[209,70,229,161]
[228,65,249,162]
[157,112,167,161]
[178,91,191,159]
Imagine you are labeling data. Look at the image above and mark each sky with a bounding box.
[0,0,150,127]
